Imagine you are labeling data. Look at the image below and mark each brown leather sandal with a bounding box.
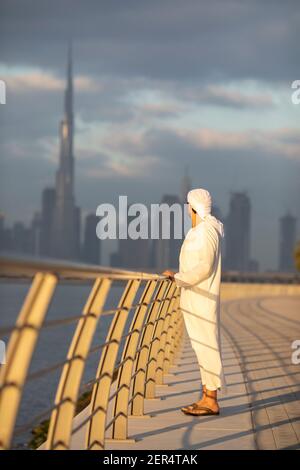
[181,402,198,413]
[183,404,220,416]
[181,390,206,413]
[182,389,220,415]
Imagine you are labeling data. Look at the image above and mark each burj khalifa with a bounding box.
[52,45,80,259]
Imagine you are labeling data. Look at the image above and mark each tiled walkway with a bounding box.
[222,295,300,450]
[70,295,300,450]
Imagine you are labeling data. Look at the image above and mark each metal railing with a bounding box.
[1,255,299,450]
[0,256,183,450]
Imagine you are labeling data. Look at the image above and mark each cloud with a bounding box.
[136,101,184,117]
[3,69,63,92]
[0,0,299,82]
[76,145,159,180]
[176,127,300,160]
[98,123,300,163]
[74,76,103,92]
[0,66,102,93]
[197,85,275,109]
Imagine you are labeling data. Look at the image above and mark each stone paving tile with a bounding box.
[222,295,300,450]
[68,295,300,450]
[105,331,255,450]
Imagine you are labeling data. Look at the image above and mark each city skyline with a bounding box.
[0,1,299,270]
[0,45,297,271]
[0,52,298,272]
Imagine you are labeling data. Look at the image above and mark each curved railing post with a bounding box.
[162,292,181,374]
[0,272,57,450]
[145,282,177,398]
[111,280,158,440]
[155,286,179,384]
[0,255,189,449]
[130,280,170,416]
[170,303,184,365]
[45,277,112,450]
[85,279,141,450]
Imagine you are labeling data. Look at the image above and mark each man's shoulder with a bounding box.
[201,221,220,250]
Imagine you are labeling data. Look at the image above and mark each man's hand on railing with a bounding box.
[162,270,175,280]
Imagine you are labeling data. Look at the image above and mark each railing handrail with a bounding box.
[0,255,299,450]
[0,257,183,450]
[0,254,166,281]
[0,254,299,284]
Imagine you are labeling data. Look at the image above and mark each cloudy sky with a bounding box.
[0,0,299,269]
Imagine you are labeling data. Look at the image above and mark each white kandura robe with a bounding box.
[174,217,227,392]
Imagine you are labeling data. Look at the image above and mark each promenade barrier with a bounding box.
[0,255,299,450]
[0,256,182,450]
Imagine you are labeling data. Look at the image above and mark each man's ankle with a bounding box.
[204,391,217,401]
[206,396,217,403]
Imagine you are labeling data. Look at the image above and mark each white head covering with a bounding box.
[187,188,224,238]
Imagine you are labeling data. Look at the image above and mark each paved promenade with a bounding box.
[222,295,300,450]
[70,295,300,450]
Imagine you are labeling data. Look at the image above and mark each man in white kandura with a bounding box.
[163,188,226,416]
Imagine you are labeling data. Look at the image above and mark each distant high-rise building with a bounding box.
[40,187,56,257]
[0,214,13,252]
[155,194,181,271]
[211,204,222,221]
[248,258,260,272]
[74,205,81,259]
[12,222,31,254]
[180,167,192,239]
[225,192,251,271]
[0,214,5,251]
[279,213,297,272]
[211,204,226,260]
[119,237,150,270]
[1,47,83,261]
[30,212,41,256]
[110,251,121,268]
[109,205,150,270]
[52,44,79,260]
[83,213,101,265]
[112,211,150,270]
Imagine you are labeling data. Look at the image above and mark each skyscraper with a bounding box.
[40,187,56,257]
[83,213,101,265]
[225,192,251,271]
[279,213,297,272]
[155,194,182,271]
[180,166,192,239]
[0,213,5,251]
[52,44,79,260]
[111,211,150,270]
[0,214,13,252]
[30,212,41,256]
